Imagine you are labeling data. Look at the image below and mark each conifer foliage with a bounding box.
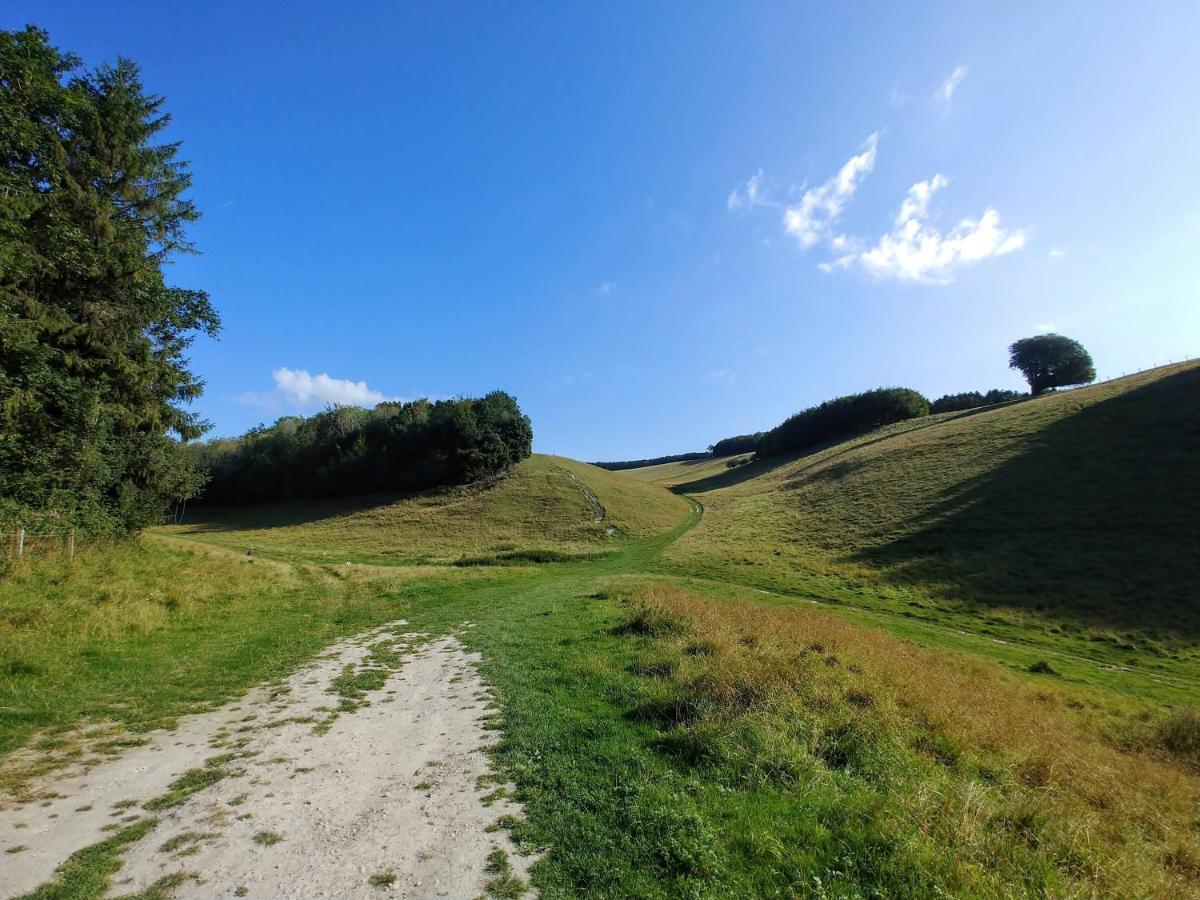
[1,27,219,532]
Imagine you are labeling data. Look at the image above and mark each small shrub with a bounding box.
[757,387,930,458]
[617,603,690,638]
[1154,707,1200,762]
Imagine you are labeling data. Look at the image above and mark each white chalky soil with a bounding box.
[0,624,532,899]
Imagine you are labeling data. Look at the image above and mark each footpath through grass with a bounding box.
[4,493,1199,897]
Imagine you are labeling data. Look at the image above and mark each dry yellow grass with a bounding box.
[618,579,1200,896]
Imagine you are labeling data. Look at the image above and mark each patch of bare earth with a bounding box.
[0,624,533,899]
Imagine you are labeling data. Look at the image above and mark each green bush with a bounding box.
[931,389,1025,414]
[193,391,532,504]
[709,433,763,456]
[757,388,930,459]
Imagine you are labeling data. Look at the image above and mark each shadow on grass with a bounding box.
[850,367,1200,639]
[177,484,473,533]
[673,405,1010,496]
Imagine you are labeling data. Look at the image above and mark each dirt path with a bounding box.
[0,624,532,899]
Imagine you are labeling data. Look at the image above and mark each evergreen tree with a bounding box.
[0,27,219,532]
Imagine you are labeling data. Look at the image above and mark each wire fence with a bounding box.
[1091,355,1195,386]
[1,524,77,561]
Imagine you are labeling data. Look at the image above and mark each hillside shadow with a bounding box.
[776,404,1019,493]
[850,367,1200,638]
[670,454,792,494]
[177,485,460,533]
[675,405,1010,496]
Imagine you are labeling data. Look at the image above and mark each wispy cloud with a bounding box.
[935,65,969,106]
[781,133,879,248]
[238,367,398,411]
[824,174,1027,283]
[1048,248,1066,258]
[1036,322,1057,333]
[596,281,615,295]
[707,368,737,384]
[727,169,773,212]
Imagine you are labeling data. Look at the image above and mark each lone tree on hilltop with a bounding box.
[1008,334,1096,396]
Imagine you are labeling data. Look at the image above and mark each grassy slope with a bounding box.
[619,453,753,485]
[5,505,1199,897]
[5,373,1200,897]
[658,362,1200,702]
[159,454,688,566]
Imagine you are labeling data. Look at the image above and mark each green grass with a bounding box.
[158,454,689,566]
[3,368,1199,896]
[659,362,1200,702]
[0,536,511,765]
[620,452,754,486]
[15,818,159,900]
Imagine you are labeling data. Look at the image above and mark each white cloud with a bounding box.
[596,281,615,295]
[271,367,391,407]
[1048,248,1066,258]
[829,174,1026,283]
[781,133,879,248]
[727,169,773,211]
[935,65,969,106]
[1036,322,1057,333]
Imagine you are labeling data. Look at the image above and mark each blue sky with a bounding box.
[9,2,1199,459]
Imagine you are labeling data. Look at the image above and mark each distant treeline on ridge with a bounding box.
[192,392,533,504]
[755,387,930,457]
[591,452,710,471]
[594,385,1027,470]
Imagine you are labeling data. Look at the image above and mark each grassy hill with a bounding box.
[620,452,754,485]
[651,361,1200,696]
[161,454,690,566]
[6,398,1200,897]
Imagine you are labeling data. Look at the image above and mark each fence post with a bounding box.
[17,527,25,559]
[68,528,75,560]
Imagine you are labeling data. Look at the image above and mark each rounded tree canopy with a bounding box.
[1008,334,1096,396]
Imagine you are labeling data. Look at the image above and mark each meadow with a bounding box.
[661,362,1200,703]
[2,364,1198,898]
[158,455,688,566]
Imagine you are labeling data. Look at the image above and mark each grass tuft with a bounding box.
[368,870,396,887]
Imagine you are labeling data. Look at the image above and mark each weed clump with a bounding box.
[1153,706,1200,764]
[368,870,396,887]
[484,847,526,898]
[616,602,690,638]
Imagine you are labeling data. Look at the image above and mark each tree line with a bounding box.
[191,393,533,505]
[0,28,536,529]
[598,335,1096,469]
[591,452,710,471]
